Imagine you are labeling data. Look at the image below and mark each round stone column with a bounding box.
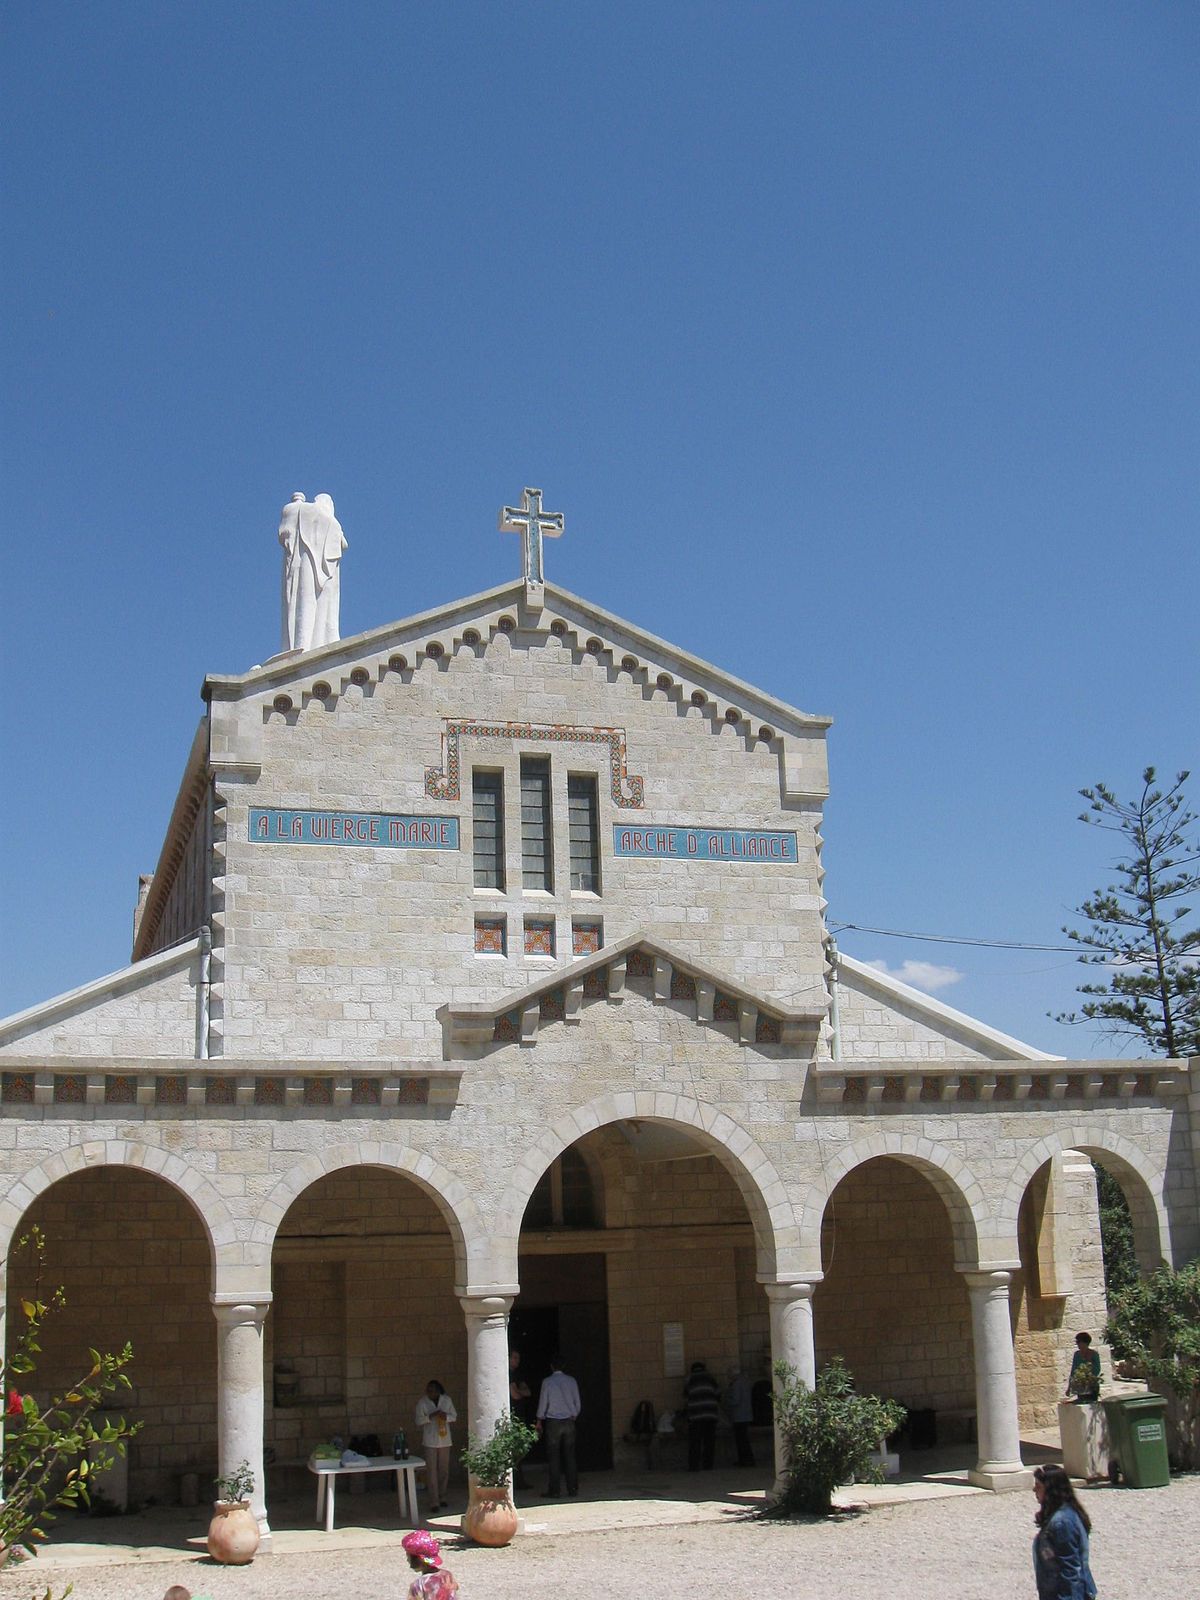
[764,1276,821,1494]
[961,1269,1032,1490]
[212,1293,273,1541]
[458,1291,516,1517]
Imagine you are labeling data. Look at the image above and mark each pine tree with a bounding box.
[1056,768,1198,1057]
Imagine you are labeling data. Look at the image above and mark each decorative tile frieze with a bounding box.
[425,719,645,808]
[52,1075,87,1104]
[105,1075,138,1105]
[2,1073,34,1104]
[572,921,602,956]
[396,1078,429,1104]
[156,1076,187,1105]
[205,1076,236,1105]
[301,1078,332,1107]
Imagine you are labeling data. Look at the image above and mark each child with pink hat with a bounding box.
[402,1529,460,1599]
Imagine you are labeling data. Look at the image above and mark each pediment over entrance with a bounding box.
[436,932,826,1057]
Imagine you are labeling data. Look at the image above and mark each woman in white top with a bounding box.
[415,1379,458,1511]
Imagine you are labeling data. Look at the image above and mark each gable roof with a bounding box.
[0,937,202,1051]
[202,578,831,794]
[835,950,1058,1062]
[438,931,827,1055]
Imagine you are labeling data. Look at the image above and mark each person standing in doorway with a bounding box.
[683,1360,721,1471]
[536,1354,581,1497]
[725,1365,755,1467]
[1065,1332,1102,1403]
[415,1379,457,1512]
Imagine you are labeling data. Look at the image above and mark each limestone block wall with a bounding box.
[0,950,200,1059]
[606,1240,741,1443]
[211,613,829,1060]
[835,967,1007,1062]
[5,1168,216,1504]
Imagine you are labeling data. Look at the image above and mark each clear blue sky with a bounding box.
[3,2,1196,1053]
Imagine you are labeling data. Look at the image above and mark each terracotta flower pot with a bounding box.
[207,1499,260,1564]
[462,1483,518,1547]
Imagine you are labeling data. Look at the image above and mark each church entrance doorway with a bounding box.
[517,1121,770,1491]
[511,1253,612,1471]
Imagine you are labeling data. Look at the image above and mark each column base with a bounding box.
[968,1464,1034,1492]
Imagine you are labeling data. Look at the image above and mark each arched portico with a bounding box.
[1001,1128,1171,1272]
[489,1094,801,1493]
[2,1150,221,1512]
[493,1092,796,1283]
[800,1136,1027,1490]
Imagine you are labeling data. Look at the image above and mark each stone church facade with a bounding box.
[1,523,1196,1543]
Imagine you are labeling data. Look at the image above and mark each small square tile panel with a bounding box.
[474,917,507,956]
[524,918,555,957]
[572,921,603,956]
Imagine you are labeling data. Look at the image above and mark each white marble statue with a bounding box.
[278,492,347,653]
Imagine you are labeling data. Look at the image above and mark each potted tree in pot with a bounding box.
[207,1459,259,1564]
[459,1412,538,1547]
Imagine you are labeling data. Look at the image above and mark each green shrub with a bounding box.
[1105,1258,1200,1468]
[1,1227,139,1571]
[771,1358,905,1516]
[459,1412,538,1488]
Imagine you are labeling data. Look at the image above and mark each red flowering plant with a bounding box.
[0,1227,139,1569]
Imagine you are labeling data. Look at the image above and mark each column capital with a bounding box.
[960,1268,1014,1295]
[210,1293,272,1329]
[762,1276,822,1305]
[458,1290,516,1322]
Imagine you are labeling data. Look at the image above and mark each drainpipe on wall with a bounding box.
[826,935,842,1061]
[197,924,212,1060]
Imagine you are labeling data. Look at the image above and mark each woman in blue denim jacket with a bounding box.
[1033,1464,1098,1599]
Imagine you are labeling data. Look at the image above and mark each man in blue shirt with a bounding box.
[536,1355,582,1497]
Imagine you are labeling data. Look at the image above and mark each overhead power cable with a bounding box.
[826,920,1106,956]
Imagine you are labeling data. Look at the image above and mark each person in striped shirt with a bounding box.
[683,1360,721,1471]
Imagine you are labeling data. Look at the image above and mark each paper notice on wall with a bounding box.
[663,1322,685,1378]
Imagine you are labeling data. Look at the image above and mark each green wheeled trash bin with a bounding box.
[1102,1394,1170,1487]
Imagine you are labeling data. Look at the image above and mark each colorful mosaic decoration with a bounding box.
[156,1075,187,1104]
[2,1074,33,1103]
[525,919,555,957]
[251,809,458,850]
[493,1010,521,1043]
[255,1078,285,1106]
[106,1076,138,1104]
[205,1077,236,1105]
[572,922,602,956]
[352,1078,382,1105]
[613,825,797,862]
[539,989,566,1022]
[475,917,507,956]
[425,720,645,808]
[53,1075,87,1104]
[302,1078,333,1106]
[397,1078,429,1104]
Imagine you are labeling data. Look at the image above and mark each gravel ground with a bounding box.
[3,1478,1196,1600]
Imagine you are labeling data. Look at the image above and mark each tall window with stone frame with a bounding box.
[472,769,505,890]
[524,1149,598,1229]
[567,772,600,893]
[520,756,553,892]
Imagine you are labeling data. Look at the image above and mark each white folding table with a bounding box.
[308,1453,425,1532]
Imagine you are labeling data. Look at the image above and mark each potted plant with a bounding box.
[207,1459,259,1564]
[459,1412,538,1547]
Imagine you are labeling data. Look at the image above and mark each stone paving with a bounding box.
[2,1473,1196,1600]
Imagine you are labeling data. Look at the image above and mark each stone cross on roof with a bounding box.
[499,487,564,587]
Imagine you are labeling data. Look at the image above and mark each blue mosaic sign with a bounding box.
[250,809,459,849]
[612,825,797,863]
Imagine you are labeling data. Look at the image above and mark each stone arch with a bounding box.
[1000,1127,1170,1271]
[798,1131,989,1273]
[0,1139,237,1274]
[491,1092,796,1281]
[250,1142,489,1288]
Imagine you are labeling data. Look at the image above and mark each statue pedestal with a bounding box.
[1058,1401,1109,1480]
